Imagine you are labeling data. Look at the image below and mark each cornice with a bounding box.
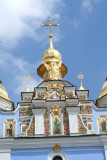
[0,135,106,149]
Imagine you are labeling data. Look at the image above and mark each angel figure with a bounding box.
[44,62,62,80]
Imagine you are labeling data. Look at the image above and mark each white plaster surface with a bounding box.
[0,149,10,160]
[35,115,44,134]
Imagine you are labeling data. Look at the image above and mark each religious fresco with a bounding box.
[23,97,31,102]
[98,117,107,134]
[48,89,61,100]
[20,107,32,116]
[21,119,31,123]
[27,117,35,136]
[32,106,44,109]
[88,124,92,130]
[61,107,69,135]
[80,105,92,114]
[52,116,61,135]
[37,93,45,99]
[22,125,27,133]
[82,117,87,127]
[66,92,75,98]
[79,95,87,100]
[5,119,15,137]
[78,115,87,134]
[46,83,64,101]
[44,108,50,136]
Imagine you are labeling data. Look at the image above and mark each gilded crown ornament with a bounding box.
[53,145,61,151]
[51,105,61,115]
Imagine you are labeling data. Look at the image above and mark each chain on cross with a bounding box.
[41,18,59,38]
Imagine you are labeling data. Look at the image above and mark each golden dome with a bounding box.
[0,81,10,101]
[99,77,107,98]
[42,39,62,63]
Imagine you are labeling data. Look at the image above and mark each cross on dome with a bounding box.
[41,18,59,38]
[78,72,85,90]
[25,75,31,92]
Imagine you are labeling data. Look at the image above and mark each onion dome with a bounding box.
[0,80,10,101]
[99,77,107,98]
[37,19,67,81]
[42,38,62,63]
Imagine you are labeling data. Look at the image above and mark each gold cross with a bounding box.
[41,18,59,38]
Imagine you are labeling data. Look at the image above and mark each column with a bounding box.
[32,108,46,136]
[66,107,80,135]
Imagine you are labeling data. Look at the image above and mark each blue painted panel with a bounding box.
[0,108,20,136]
[92,106,107,134]
[11,146,105,160]
[11,148,53,160]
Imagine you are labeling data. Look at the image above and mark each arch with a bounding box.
[47,151,67,160]
[52,155,62,160]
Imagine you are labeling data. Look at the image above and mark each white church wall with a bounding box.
[0,149,11,160]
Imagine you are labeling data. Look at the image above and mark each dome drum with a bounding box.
[37,62,67,81]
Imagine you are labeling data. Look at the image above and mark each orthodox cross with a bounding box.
[78,72,84,89]
[25,75,31,92]
[41,18,59,38]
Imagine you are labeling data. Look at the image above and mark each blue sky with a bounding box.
[0,0,106,106]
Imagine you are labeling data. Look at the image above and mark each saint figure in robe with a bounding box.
[53,117,60,134]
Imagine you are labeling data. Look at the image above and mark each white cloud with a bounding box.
[81,0,100,13]
[0,52,42,103]
[0,0,63,48]
[81,0,93,12]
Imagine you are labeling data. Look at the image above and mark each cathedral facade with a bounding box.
[0,19,107,160]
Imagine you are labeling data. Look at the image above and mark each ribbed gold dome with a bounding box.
[0,81,10,101]
[99,77,107,98]
[42,38,62,63]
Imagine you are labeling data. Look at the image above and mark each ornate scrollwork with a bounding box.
[53,145,61,151]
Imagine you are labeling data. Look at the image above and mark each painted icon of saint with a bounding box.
[53,117,60,134]
[7,122,13,137]
[101,119,106,133]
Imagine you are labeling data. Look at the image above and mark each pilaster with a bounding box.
[0,149,11,160]
[66,107,80,135]
[32,108,46,136]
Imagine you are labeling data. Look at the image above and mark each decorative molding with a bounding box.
[53,145,61,151]
[47,151,67,160]
[32,108,46,115]
[0,135,106,149]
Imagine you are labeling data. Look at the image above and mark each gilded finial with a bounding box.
[25,75,31,92]
[0,80,2,84]
[41,18,59,49]
[78,72,85,90]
